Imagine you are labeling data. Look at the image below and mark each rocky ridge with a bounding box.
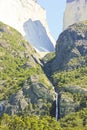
[0,21,86,130]
[43,21,87,118]
[52,21,87,72]
[0,14,87,130]
[53,22,87,118]
[0,22,56,116]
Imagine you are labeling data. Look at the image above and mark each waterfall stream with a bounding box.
[56,93,58,121]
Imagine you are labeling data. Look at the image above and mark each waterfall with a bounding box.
[56,93,58,121]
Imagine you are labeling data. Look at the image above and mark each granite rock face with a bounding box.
[63,0,87,30]
[52,22,87,72]
[0,0,55,52]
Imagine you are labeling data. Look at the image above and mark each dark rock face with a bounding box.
[1,79,55,116]
[52,22,87,72]
[50,22,87,118]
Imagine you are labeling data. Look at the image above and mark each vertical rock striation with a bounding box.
[0,0,55,52]
[63,0,87,30]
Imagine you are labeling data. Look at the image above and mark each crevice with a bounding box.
[41,60,61,120]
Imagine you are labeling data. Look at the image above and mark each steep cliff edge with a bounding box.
[0,0,55,52]
[63,0,87,30]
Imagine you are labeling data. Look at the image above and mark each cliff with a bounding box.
[52,21,87,118]
[0,0,55,52]
[0,12,87,130]
[52,21,87,72]
[63,0,87,30]
[43,21,87,119]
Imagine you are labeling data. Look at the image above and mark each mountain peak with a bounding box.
[0,0,55,52]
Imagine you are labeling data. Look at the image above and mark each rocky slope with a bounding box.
[52,21,87,72]
[63,0,87,30]
[44,21,87,118]
[0,20,87,129]
[0,22,56,116]
[0,0,55,52]
[0,14,87,130]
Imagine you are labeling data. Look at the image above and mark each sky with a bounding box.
[37,0,66,40]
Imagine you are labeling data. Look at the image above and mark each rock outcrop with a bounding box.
[0,22,56,116]
[48,21,87,118]
[0,79,55,116]
[0,0,55,52]
[52,21,87,72]
[63,0,87,30]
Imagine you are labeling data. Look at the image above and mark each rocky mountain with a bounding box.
[0,22,56,116]
[0,1,87,128]
[43,21,87,119]
[52,21,87,72]
[0,20,87,130]
[63,0,87,30]
[0,0,55,52]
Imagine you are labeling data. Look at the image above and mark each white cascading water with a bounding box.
[56,93,58,121]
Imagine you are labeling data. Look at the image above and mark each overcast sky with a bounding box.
[37,0,66,40]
